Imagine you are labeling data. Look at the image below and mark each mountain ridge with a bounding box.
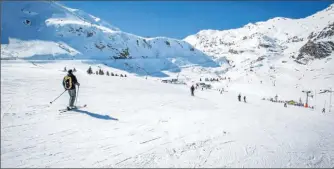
[184,3,334,66]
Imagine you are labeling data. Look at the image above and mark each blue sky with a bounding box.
[63,1,332,39]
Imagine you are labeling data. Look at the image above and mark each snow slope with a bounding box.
[1,60,334,167]
[1,1,222,77]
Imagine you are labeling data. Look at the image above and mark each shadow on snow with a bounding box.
[22,53,221,78]
[72,109,118,121]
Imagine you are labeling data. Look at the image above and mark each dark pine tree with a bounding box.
[87,66,93,74]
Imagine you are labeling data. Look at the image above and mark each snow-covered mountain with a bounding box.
[184,4,334,66]
[1,1,221,77]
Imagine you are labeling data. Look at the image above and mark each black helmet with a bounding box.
[68,69,73,74]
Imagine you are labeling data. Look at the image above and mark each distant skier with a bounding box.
[243,96,246,103]
[322,108,325,113]
[238,94,241,102]
[190,85,195,96]
[284,102,287,107]
[63,69,80,110]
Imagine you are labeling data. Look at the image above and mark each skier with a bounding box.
[238,94,241,102]
[244,96,246,103]
[63,69,80,110]
[322,108,325,113]
[190,85,195,96]
[284,102,287,107]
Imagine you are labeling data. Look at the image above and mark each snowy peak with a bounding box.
[184,3,334,66]
[54,2,120,31]
[1,1,118,43]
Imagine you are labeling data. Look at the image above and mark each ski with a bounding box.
[59,104,87,113]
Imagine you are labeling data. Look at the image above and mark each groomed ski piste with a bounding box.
[1,60,334,168]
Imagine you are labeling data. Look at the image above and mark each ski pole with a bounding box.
[75,86,79,106]
[50,89,67,104]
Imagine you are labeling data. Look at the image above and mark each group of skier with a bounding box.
[190,85,247,103]
[60,71,326,114]
[238,94,247,103]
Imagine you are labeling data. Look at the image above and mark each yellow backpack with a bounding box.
[63,76,72,90]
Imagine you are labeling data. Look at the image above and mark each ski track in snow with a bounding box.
[1,60,334,168]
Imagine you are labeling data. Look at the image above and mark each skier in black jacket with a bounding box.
[191,85,195,96]
[63,69,80,110]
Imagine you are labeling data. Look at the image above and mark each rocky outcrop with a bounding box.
[287,36,304,43]
[228,49,244,54]
[297,41,334,61]
[314,22,334,40]
[295,22,334,64]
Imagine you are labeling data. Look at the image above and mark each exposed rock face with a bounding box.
[228,49,244,54]
[296,22,334,63]
[297,41,334,61]
[314,22,334,40]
